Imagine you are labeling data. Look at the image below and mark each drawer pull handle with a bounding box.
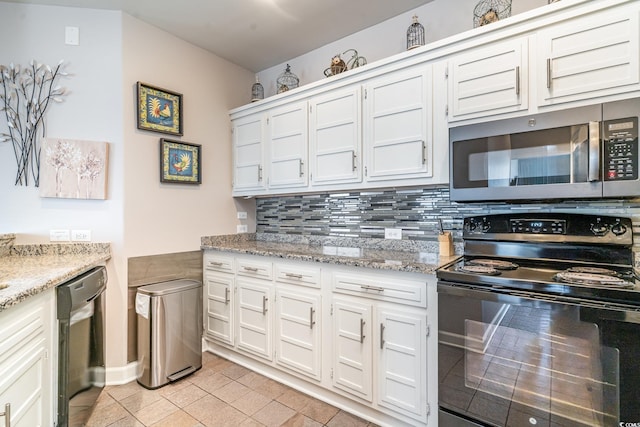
[208,261,223,267]
[263,296,268,314]
[0,403,10,427]
[310,307,316,329]
[243,266,259,272]
[224,288,230,304]
[360,318,366,343]
[285,273,303,279]
[361,284,384,292]
[380,323,385,349]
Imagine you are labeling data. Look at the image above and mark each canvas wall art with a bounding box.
[39,138,109,199]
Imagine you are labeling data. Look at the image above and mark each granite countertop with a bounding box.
[0,242,111,312]
[201,233,460,274]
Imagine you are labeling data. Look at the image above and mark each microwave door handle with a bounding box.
[588,121,601,182]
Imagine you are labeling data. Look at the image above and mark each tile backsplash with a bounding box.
[256,186,640,242]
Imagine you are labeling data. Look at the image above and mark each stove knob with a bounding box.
[590,223,609,236]
[611,223,627,236]
[481,222,491,232]
[468,222,477,232]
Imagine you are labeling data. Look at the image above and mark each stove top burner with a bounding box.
[554,271,634,288]
[467,259,519,270]
[456,264,501,275]
[566,266,619,276]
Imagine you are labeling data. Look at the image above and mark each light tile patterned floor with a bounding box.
[87,352,378,427]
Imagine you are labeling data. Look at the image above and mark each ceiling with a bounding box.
[6,0,434,72]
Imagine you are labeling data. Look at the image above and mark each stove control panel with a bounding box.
[510,219,565,234]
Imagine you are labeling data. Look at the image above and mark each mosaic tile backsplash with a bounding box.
[256,186,640,243]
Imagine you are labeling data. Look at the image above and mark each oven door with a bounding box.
[438,282,640,427]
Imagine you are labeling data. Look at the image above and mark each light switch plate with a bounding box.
[237,224,248,233]
[65,26,79,45]
[50,229,70,242]
[71,229,91,241]
[237,211,248,220]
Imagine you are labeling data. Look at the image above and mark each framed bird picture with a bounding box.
[137,82,183,136]
[160,139,201,184]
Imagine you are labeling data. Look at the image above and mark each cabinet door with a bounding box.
[0,291,53,427]
[537,5,640,105]
[309,87,362,186]
[205,272,234,346]
[448,37,528,121]
[364,67,432,182]
[268,102,308,189]
[236,278,272,360]
[332,299,373,402]
[275,288,321,380]
[232,113,266,193]
[377,307,428,421]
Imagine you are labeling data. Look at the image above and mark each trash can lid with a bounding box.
[138,279,202,296]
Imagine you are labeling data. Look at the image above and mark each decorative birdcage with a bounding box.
[406,15,425,50]
[251,75,264,102]
[276,64,299,94]
[473,0,512,28]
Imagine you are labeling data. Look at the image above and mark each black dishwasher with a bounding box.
[56,266,107,427]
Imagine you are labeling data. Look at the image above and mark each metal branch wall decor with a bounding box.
[0,60,69,186]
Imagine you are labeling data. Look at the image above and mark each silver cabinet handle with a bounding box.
[546,58,552,89]
[361,284,384,292]
[262,296,268,314]
[352,151,357,171]
[299,159,304,177]
[208,261,223,267]
[380,323,385,349]
[285,272,303,279]
[258,165,263,182]
[310,307,316,329]
[588,121,601,182]
[243,266,259,272]
[422,141,427,165]
[360,318,366,343]
[224,288,230,304]
[515,66,520,96]
[0,403,10,427]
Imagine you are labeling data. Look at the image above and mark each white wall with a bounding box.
[0,2,254,377]
[257,0,547,96]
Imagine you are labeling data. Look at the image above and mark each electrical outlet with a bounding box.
[384,228,402,240]
[237,211,248,220]
[50,229,70,242]
[237,224,248,233]
[71,229,91,241]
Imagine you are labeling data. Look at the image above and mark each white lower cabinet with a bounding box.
[0,290,54,427]
[275,287,321,380]
[236,278,272,361]
[203,251,434,426]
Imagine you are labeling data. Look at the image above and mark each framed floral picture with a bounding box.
[160,139,201,184]
[137,82,183,136]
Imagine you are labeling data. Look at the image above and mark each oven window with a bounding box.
[439,291,620,426]
[452,124,590,189]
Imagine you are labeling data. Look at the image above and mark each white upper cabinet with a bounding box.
[309,87,362,186]
[364,66,433,182]
[268,101,309,189]
[537,4,640,106]
[448,37,528,122]
[232,113,266,194]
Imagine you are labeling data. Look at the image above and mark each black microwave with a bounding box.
[449,98,639,202]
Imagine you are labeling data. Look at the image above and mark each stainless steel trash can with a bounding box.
[135,279,203,389]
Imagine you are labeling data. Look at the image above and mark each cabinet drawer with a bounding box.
[237,257,273,280]
[274,263,320,288]
[204,253,234,274]
[332,271,426,307]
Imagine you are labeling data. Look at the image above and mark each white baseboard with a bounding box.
[105,362,138,385]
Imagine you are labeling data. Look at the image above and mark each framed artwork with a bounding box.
[39,138,109,199]
[160,139,201,184]
[137,82,183,136]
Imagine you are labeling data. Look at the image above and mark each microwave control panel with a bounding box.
[603,117,638,181]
